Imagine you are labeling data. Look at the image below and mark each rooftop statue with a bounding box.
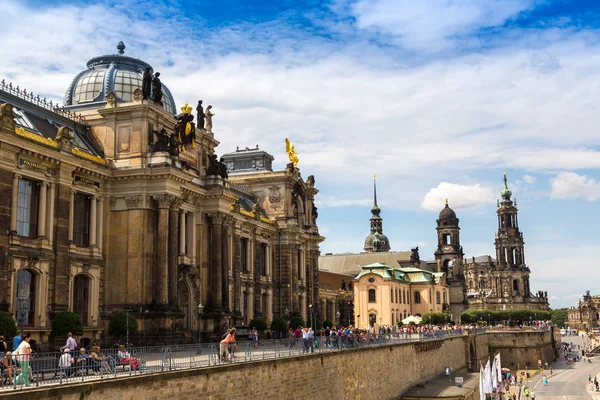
[152,72,163,105]
[176,102,196,150]
[142,67,152,100]
[196,100,204,130]
[205,105,214,134]
[285,138,299,169]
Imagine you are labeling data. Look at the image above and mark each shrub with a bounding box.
[0,311,17,339]
[108,311,138,337]
[50,311,83,338]
[289,316,305,330]
[322,320,333,329]
[249,318,268,331]
[421,312,450,325]
[270,317,287,333]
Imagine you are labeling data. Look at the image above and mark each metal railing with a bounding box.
[0,330,478,392]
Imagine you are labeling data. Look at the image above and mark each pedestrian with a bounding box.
[0,336,7,358]
[302,327,310,354]
[550,366,553,375]
[61,332,78,353]
[308,327,315,353]
[543,376,548,386]
[531,390,535,400]
[524,386,530,399]
[12,334,21,353]
[14,333,31,386]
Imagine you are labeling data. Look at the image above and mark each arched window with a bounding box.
[414,291,421,304]
[368,289,376,303]
[391,313,395,325]
[16,269,36,326]
[73,275,90,326]
[403,310,407,319]
[369,313,376,327]
[390,288,394,303]
[436,291,441,304]
[512,279,519,291]
[479,279,486,289]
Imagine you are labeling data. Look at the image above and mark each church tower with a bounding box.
[434,199,464,277]
[364,175,391,252]
[494,173,530,296]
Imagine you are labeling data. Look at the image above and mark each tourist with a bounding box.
[302,327,310,354]
[250,327,259,348]
[0,336,7,358]
[90,346,112,374]
[117,345,140,369]
[12,334,21,353]
[59,348,75,377]
[307,328,315,353]
[1,351,14,385]
[543,375,548,386]
[76,347,92,374]
[14,333,32,386]
[60,332,78,354]
[220,328,236,362]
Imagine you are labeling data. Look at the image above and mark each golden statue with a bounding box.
[285,138,299,168]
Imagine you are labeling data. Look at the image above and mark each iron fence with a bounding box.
[0,330,477,392]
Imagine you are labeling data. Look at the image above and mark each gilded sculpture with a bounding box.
[285,138,299,168]
[175,102,196,150]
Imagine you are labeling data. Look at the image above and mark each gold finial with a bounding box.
[445,198,448,205]
[180,102,192,115]
[374,174,377,180]
[285,138,299,168]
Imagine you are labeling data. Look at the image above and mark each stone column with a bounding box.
[247,287,254,321]
[154,194,172,306]
[321,298,327,322]
[266,289,273,323]
[179,210,186,254]
[168,201,181,306]
[89,196,97,247]
[10,174,21,233]
[208,213,224,310]
[191,212,197,261]
[68,189,75,243]
[37,182,48,238]
[47,183,56,244]
[96,196,103,251]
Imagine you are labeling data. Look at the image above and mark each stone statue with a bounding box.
[55,126,73,152]
[341,279,346,291]
[306,175,315,187]
[151,128,170,153]
[206,154,227,179]
[152,72,163,105]
[142,67,152,100]
[167,130,180,156]
[410,247,420,263]
[312,202,318,224]
[218,157,228,179]
[204,105,214,134]
[133,88,143,103]
[106,92,117,108]
[196,100,204,130]
[175,102,196,150]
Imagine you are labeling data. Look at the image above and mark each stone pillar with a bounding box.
[37,182,48,238]
[89,196,97,247]
[321,298,327,322]
[168,201,180,306]
[247,287,254,321]
[10,174,20,233]
[96,196,103,251]
[332,300,337,325]
[266,289,273,323]
[68,189,75,243]
[154,194,172,306]
[179,210,186,254]
[191,212,197,261]
[291,245,298,313]
[209,213,223,310]
[47,183,56,244]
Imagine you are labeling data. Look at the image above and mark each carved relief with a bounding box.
[125,195,142,209]
[117,126,131,153]
[268,186,281,204]
[153,194,174,209]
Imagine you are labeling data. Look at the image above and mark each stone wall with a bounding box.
[488,330,557,370]
[0,331,557,400]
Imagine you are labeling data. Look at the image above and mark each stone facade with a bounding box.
[567,291,600,331]
[0,45,323,345]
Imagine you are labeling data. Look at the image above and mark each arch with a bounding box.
[512,279,519,292]
[177,280,191,330]
[73,274,90,326]
[16,269,36,326]
[479,279,486,289]
[391,312,395,325]
[368,289,376,303]
[369,313,377,327]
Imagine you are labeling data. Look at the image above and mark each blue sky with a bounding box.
[3,0,600,308]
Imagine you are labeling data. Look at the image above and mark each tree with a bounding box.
[108,311,138,338]
[322,320,334,329]
[551,308,568,328]
[50,312,83,338]
[249,318,268,331]
[421,312,450,325]
[289,316,305,330]
[270,317,287,334]
[0,311,17,339]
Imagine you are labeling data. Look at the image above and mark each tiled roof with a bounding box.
[319,251,412,276]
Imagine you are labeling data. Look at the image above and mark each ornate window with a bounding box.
[16,269,36,326]
[368,289,376,303]
[17,178,39,238]
[436,291,441,304]
[73,274,89,326]
[241,238,249,273]
[73,193,91,247]
[114,70,142,102]
[414,291,421,304]
[74,70,104,103]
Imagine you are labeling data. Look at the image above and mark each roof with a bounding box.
[400,371,479,399]
[319,251,412,276]
[355,263,445,284]
[319,270,355,291]
[466,255,496,264]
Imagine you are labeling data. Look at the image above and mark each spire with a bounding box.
[501,172,512,200]
[371,174,381,217]
[117,41,126,55]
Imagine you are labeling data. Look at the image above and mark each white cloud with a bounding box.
[421,182,496,211]
[523,175,535,184]
[315,195,373,208]
[550,172,600,201]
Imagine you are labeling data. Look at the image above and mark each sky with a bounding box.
[2,0,600,309]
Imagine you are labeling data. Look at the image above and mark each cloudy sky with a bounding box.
[3,0,600,309]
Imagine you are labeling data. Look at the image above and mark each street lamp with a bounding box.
[488,313,491,327]
[17,294,29,337]
[308,304,313,329]
[357,315,361,329]
[197,303,204,346]
[284,307,289,320]
[336,310,341,327]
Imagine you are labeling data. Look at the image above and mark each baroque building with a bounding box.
[0,43,323,345]
[567,291,600,331]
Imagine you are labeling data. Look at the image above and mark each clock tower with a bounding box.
[434,199,464,277]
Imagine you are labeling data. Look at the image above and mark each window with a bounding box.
[16,178,39,238]
[241,238,249,272]
[74,70,104,103]
[390,288,394,303]
[114,70,143,102]
[73,275,89,326]
[260,243,268,276]
[73,193,91,247]
[479,279,486,289]
[414,292,421,304]
[16,269,36,326]
[436,291,441,304]
[297,249,302,280]
[513,279,519,291]
[444,234,451,245]
[443,291,447,304]
[368,289,376,303]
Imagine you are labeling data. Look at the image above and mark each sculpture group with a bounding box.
[142,67,163,106]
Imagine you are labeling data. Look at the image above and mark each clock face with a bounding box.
[444,245,453,251]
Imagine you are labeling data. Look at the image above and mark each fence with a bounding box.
[0,329,479,392]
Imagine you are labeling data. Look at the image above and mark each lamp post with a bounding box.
[197,303,204,345]
[357,315,361,329]
[308,304,313,329]
[17,294,29,337]
[336,310,341,327]
[488,313,491,327]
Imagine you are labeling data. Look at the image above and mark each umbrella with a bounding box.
[402,315,422,325]
[501,368,510,372]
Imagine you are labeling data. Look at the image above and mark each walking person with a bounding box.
[14,333,32,386]
[61,332,78,354]
[308,328,315,354]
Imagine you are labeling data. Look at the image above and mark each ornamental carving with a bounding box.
[125,195,142,209]
[268,186,281,204]
[153,194,174,209]
[208,212,226,225]
[0,103,16,131]
[170,197,183,211]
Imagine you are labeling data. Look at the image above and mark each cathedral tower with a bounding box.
[364,175,391,252]
[434,199,464,277]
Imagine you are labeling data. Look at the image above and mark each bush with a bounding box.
[249,318,268,331]
[270,317,287,333]
[322,320,334,329]
[421,312,450,325]
[460,309,552,324]
[0,311,17,339]
[108,311,138,337]
[51,311,83,338]
[289,316,305,330]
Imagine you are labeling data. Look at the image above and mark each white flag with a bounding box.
[495,353,502,383]
[480,364,486,400]
[484,359,492,393]
[491,358,498,389]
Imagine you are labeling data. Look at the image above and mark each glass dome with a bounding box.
[63,42,176,115]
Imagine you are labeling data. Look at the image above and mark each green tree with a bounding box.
[50,311,83,338]
[289,316,305,330]
[421,312,450,325]
[108,311,138,338]
[322,320,334,329]
[0,311,17,339]
[249,318,268,331]
[551,308,568,328]
[270,317,288,334]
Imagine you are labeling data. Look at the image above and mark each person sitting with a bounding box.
[1,351,15,385]
[59,348,75,377]
[75,348,92,375]
[90,346,112,374]
[117,345,139,370]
